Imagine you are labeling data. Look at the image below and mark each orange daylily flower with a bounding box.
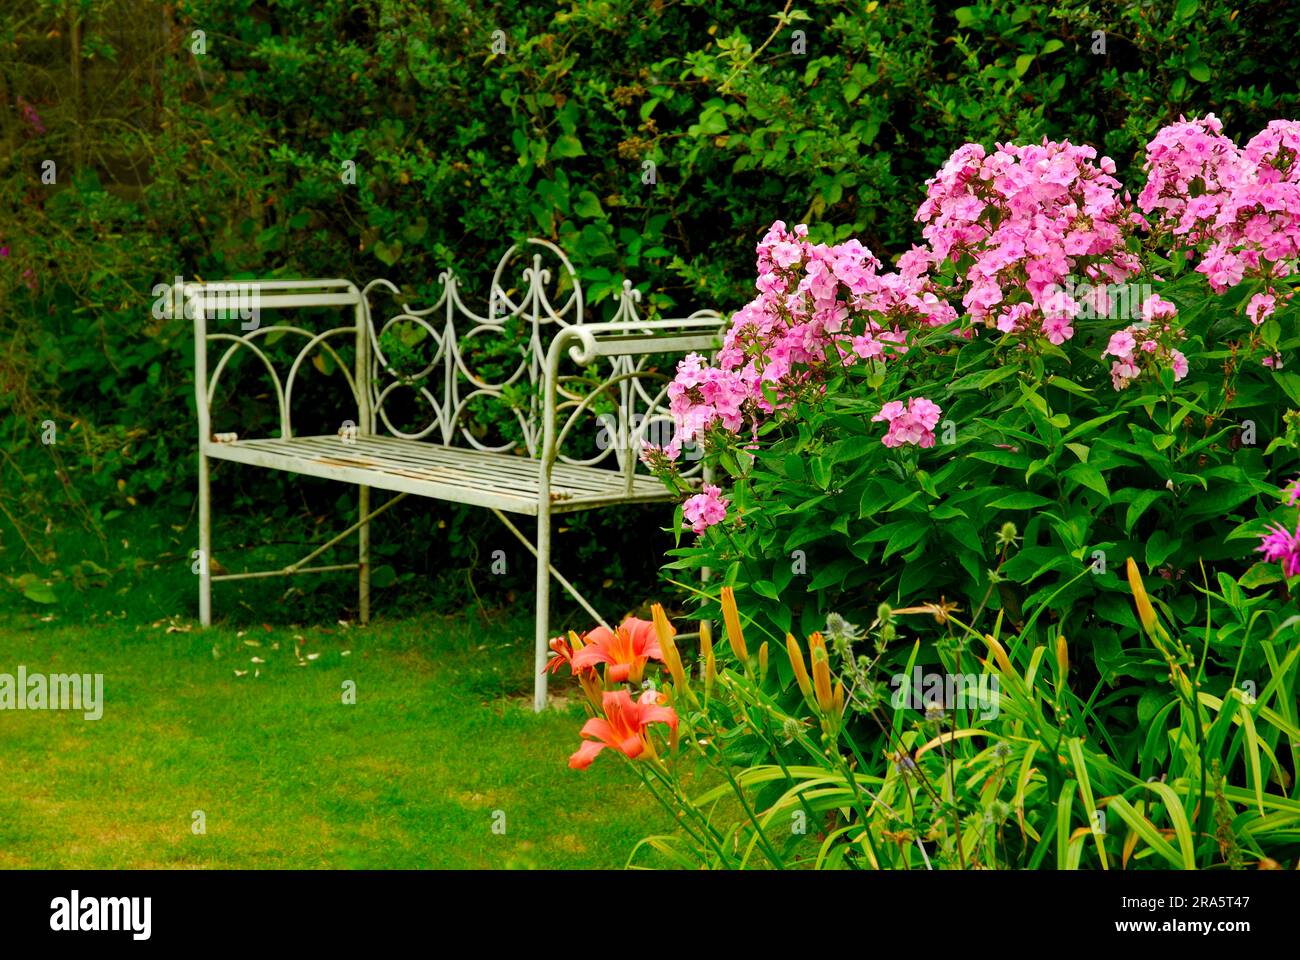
[543,632,603,707]
[568,689,679,770]
[542,634,579,675]
[571,616,664,683]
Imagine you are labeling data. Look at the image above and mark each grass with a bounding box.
[0,606,675,869]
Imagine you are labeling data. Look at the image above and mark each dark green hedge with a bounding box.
[3,0,1299,617]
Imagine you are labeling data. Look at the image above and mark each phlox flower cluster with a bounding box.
[655,117,1300,538]
[1100,294,1189,390]
[682,483,729,534]
[913,138,1141,344]
[871,397,943,448]
[1140,115,1300,316]
[657,219,953,464]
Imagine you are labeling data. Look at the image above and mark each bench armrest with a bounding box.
[537,313,727,490]
[548,313,726,366]
[188,279,368,446]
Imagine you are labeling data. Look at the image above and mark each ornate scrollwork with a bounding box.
[363,241,718,475]
[205,324,361,439]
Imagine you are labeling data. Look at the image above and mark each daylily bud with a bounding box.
[758,641,769,682]
[1055,634,1069,676]
[832,679,844,716]
[720,586,748,663]
[808,632,834,714]
[651,603,687,691]
[578,669,604,710]
[1126,556,1158,635]
[984,633,1012,676]
[786,633,813,702]
[701,620,716,701]
[1170,663,1193,700]
[566,630,603,708]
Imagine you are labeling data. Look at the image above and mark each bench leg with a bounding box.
[358,484,370,625]
[198,450,212,626]
[533,505,552,713]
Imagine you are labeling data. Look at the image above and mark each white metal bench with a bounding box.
[186,239,723,709]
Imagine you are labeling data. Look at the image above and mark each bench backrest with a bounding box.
[188,238,722,475]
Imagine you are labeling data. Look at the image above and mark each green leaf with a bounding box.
[1067,738,1108,869]
[573,190,604,219]
[1226,518,1270,542]
[1056,781,1077,871]
[1018,381,1050,415]
[370,564,398,589]
[552,134,586,158]
[690,105,727,136]
[1125,490,1164,533]
[373,240,403,266]
[987,492,1054,510]
[1237,695,1266,815]
[1144,528,1177,568]
[1239,562,1283,589]
[810,456,832,490]
[883,523,928,560]
[17,574,56,604]
[1274,371,1300,407]
[530,202,554,235]
[1064,463,1110,499]
[858,518,913,544]
[401,217,428,243]
[1107,795,1184,868]
[1015,53,1035,77]
[1142,781,1197,869]
[977,364,1020,389]
[1062,412,1123,443]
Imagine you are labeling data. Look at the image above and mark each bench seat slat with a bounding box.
[244,436,623,493]
[318,435,627,490]
[204,436,670,515]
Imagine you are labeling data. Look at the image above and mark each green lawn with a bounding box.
[0,608,673,868]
